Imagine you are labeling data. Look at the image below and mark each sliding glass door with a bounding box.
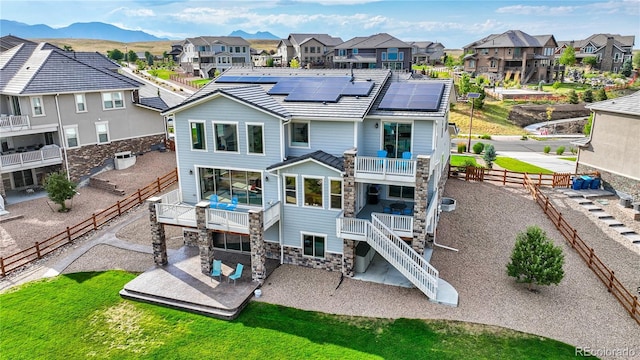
[382,122,411,158]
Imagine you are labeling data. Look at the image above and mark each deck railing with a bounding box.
[263,201,281,229]
[371,212,413,235]
[206,208,250,234]
[156,203,196,227]
[355,156,416,181]
[0,147,62,170]
[0,114,30,131]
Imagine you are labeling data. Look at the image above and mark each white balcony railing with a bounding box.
[0,147,62,170]
[160,189,181,204]
[156,203,197,227]
[263,201,281,229]
[0,115,30,131]
[207,207,250,234]
[354,156,416,182]
[371,212,413,237]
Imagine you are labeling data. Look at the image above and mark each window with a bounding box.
[75,94,86,112]
[494,48,498,55]
[242,47,246,53]
[214,122,238,152]
[387,48,398,61]
[199,168,262,206]
[44,132,55,145]
[30,97,44,116]
[381,52,386,61]
[221,46,225,51]
[190,121,206,150]
[514,48,521,56]
[303,177,323,207]
[304,46,309,53]
[383,122,412,158]
[330,179,342,210]
[290,122,309,147]
[338,49,346,56]
[490,60,497,68]
[544,47,554,56]
[584,46,594,53]
[481,48,489,55]
[102,92,124,109]
[399,52,404,61]
[389,185,414,200]
[469,59,476,68]
[213,232,251,252]
[353,48,358,54]
[613,53,621,62]
[64,125,79,148]
[235,46,240,53]
[303,234,325,258]
[247,124,264,154]
[95,121,110,144]
[285,175,297,205]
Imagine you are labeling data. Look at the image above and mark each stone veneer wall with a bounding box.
[412,155,431,255]
[282,246,342,272]
[183,229,199,246]
[577,163,639,201]
[66,134,165,181]
[0,178,5,199]
[341,149,357,277]
[147,197,167,266]
[264,241,281,260]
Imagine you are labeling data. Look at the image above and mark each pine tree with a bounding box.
[567,90,579,104]
[506,226,565,291]
[582,89,593,103]
[482,144,496,169]
[44,172,77,212]
[595,88,608,101]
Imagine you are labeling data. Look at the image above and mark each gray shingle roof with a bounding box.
[186,36,250,46]
[558,34,635,49]
[335,33,410,49]
[467,30,546,49]
[138,96,169,111]
[587,91,640,116]
[266,150,344,172]
[0,35,35,51]
[289,33,343,47]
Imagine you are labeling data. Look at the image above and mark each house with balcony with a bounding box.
[410,41,445,65]
[178,36,251,78]
[556,34,635,73]
[333,33,412,70]
[462,30,557,84]
[276,33,343,68]
[0,36,175,199]
[153,67,458,305]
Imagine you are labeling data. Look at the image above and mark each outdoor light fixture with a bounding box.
[375,123,379,128]
[189,169,193,175]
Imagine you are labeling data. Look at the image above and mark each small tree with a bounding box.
[44,172,77,212]
[595,88,608,101]
[582,56,597,69]
[620,58,633,77]
[506,226,565,291]
[583,113,593,136]
[107,48,124,61]
[482,144,496,169]
[582,89,593,103]
[558,46,576,67]
[567,89,579,104]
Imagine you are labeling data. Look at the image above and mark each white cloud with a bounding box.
[285,0,383,4]
[108,7,156,17]
[495,5,576,15]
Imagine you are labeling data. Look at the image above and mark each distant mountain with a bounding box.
[229,30,280,40]
[0,20,167,42]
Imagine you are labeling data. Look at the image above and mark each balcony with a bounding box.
[354,156,416,184]
[0,146,63,171]
[0,114,30,132]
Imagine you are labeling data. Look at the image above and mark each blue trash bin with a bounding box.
[572,177,584,190]
[590,177,601,189]
[581,175,592,189]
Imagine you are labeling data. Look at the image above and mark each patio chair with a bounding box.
[225,196,239,211]
[400,152,412,171]
[403,207,413,216]
[209,194,219,209]
[383,206,392,214]
[210,259,222,282]
[228,263,244,285]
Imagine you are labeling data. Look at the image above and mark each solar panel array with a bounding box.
[378,83,445,112]
[215,75,374,102]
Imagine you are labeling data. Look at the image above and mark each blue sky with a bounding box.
[2,0,639,48]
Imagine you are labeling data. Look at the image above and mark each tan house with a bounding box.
[276,33,343,68]
[410,41,445,65]
[462,30,557,84]
[556,34,635,73]
[573,91,640,201]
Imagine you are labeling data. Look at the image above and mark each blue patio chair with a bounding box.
[225,196,239,211]
[210,259,222,282]
[209,194,219,209]
[377,149,388,158]
[228,263,244,285]
[403,207,413,216]
[392,209,402,215]
[383,206,392,214]
[401,151,412,171]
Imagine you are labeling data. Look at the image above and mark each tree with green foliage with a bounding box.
[63,45,73,52]
[595,88,607,101]
[144,51,154,66]
[107,48,124,61]
[558,46,576,67]
[127,50,138,63]
[44,172,77,212]
[583,113,593,136]
[482,144,496,169]
[266,58,275,67]
[633,50,640,70]
[289,58,300,68]
[582,56,597,68]
[472,142,485,154]
[506,226,564,291]
[621,59,633,77]
[582,89,593,103]
[567,90,579,104]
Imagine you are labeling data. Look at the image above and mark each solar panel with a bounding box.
[377,83,445,112]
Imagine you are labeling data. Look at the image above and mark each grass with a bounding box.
[450,100,526,136]
[559,157,577,162]
[0,271,577,359]
[541,82,589,94]
[494,157,553,174]
[191,78,211,86]
[147,69,175,80]
[450,155,480,167]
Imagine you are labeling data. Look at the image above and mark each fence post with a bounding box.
[544,197,549,213]
[571,228,577,249]
[503,169,507,185]
[35,242,41,258]
[607,271,615,292]
[588,247,594,267]
[557,213,563,229]
[92,214,97,230]
[137,189,142,204]
[157,177,161,192]
[0,257,4,277]
[66,227,72,243]
[538,173,542,187]
[117,200,122,216]
[632,296,638,316]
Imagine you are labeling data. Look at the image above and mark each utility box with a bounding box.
[114,151,136,170]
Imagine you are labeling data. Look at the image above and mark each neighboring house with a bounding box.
[556,34,635,73]
[462,30,557,84]
[572,91,640,201]
[167,43,183,63]
[178,36,251,78]
[333,33,412,70]
[154,67,458,305]
[251,49,272,67]
[276,33,343,68]
[410,41,445,65]
[0,36,176,198]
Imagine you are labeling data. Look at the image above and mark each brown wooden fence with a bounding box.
[0,168,178,277]
[450,167,581,188]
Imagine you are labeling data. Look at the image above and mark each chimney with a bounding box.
[132,89,140,104]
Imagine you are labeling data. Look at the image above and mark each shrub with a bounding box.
[595,88,607,101]
[582,89,593,103]
[482,144,496,169]
[520,135,528,141]
[583,113,593,135]
[543,146,551,154]
[552,81,561,90]
[472,142,485,154]
[457,142,467,153]
[44,172,77,212]
[567,90,579,104]
[570,147,577,155]
[479,134,491,140]
[555,146,565,155]
[459,158,477,172]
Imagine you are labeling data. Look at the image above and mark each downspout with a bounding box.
[54,94,71,181]
[277,169,284,265]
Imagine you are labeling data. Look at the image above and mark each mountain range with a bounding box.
[0,20,281,42]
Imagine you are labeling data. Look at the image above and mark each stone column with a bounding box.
[342,148,357,277]
[412,155,431,255]
[195,200,211,275]
[147,196,167,265]
[249,209,266,284]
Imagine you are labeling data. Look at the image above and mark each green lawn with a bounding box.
[147,68,175,80]
[494,157,553,174]
[450,155,480,167]
[559,157,577,162]
[0,271,577,359]
[191,78,211,87]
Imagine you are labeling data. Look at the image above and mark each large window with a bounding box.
[64,125,79,148]
[290,122,309,147]
[95,121,110,144]
[383,122,411,158]
[214,122,238,152]
[30,97,44,116]
[213,232,250,252]
[102,92,124,109]
[330,179,342,210]
[389,185,414,200]
[75,94,86,112]
[190,121,206,150]
[247,123,264,154]
[303,233,325,258]
[303,177,323,207]
[198,168,262,206]
[285,175,297,205]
